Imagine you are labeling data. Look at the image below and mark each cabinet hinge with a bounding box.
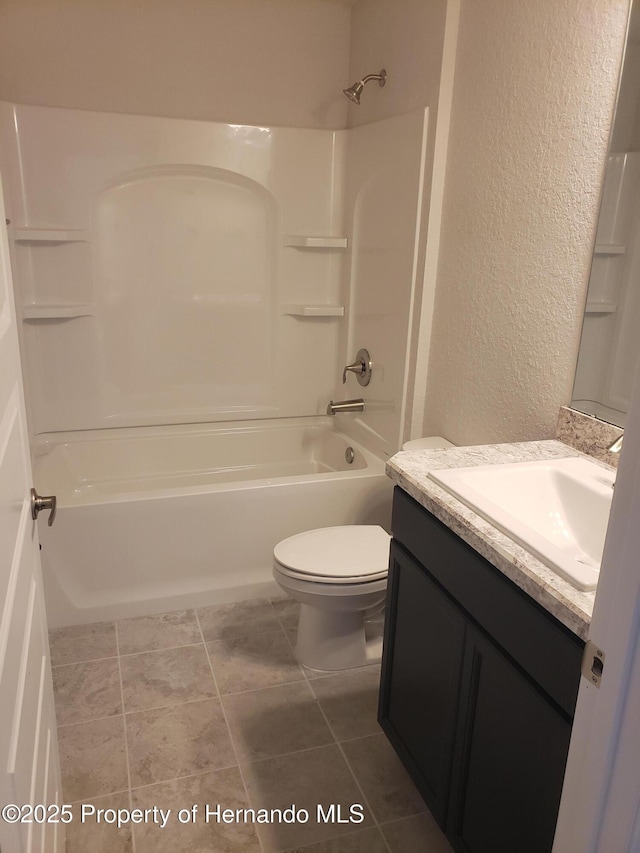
[581,640,605,688]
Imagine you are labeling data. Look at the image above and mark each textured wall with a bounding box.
[0,0,351,129]
[423,0,630,445]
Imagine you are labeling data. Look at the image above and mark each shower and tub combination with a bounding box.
[0,83,431,633]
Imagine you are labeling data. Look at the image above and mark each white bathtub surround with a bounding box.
[556,406,624,468]
[0,102,349,433]
[0,102,433,635]
[338,108,430,459]
[1,101,430,456]
[385,441,614,640]
[37,418,392,628]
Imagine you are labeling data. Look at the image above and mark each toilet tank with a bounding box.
[401,436,454,451]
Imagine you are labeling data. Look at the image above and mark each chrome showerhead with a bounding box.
[343,69,387,105]
[343,81,365,104]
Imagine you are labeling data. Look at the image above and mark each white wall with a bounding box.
[346,0,447,446]
[346,0,446,128]
[0,0,351,130]
[423,0,630,445]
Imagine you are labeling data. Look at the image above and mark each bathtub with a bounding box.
[34,417,393,628]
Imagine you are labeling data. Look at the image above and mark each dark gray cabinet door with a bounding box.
[379,541,466,826]
[448,624,572,853]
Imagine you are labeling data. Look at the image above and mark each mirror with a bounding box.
[571,0,640,428]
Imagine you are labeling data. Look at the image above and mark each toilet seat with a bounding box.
[274,525,390,585]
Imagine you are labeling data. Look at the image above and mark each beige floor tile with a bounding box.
[381,813,454,852]
[242,744,373,851]
[285,827,388,852]
[58,716,128,802]
[132,766,261,852]
[284,626,300,651]
[53,658,122,726]
[310,667,382,741]
[364,611,385,641]
[222,681,333,762]
[198,598,282,641]
[270,596,300,631]
[342,734,425,824]
[66,791,133,853]
[49,622,117,666]
[120,645,216,712]
[206,630,304,695]
[126,698,236,787]
[117,609,200,654]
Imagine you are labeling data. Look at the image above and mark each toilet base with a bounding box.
[295,603,382,671]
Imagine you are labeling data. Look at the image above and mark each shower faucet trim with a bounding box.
[343,349,372,386]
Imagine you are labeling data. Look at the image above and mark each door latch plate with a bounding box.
[581,640,605,688]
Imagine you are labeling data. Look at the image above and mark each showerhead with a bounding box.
[343,69,387,105]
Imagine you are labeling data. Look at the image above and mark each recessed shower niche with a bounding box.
[95,165,278,418]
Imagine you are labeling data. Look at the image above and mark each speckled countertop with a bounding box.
[385,440,612,640]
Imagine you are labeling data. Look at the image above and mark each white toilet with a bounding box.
[273,436,453,671]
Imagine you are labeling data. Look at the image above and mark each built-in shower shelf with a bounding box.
[283,235,348,249]
[23,304,95,320]
[585,301,617,314]
[13,228,89,243]
[594,243,626,255]
[282,304,345,317]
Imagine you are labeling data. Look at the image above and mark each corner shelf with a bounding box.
[22,304,95,320]
[585,301,617,314]
[283,235,348,249]
[13,228,88,244]
[282,304,344,317]
[594,243,626,255]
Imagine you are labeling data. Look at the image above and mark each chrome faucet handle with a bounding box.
[342,360,364,383]
[342,349,372,386]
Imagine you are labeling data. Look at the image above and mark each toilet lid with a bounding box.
[274,525,390,582]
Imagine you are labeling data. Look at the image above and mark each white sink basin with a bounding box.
[428,457,615,591]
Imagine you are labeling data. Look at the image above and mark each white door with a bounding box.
[553,360,640,850]
[0,176,64,850]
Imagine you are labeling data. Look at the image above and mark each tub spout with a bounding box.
[326,399,365,416]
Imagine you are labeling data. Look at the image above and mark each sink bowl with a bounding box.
[428,457,614,591]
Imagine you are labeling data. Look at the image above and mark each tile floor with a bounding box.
[50,596,453,853]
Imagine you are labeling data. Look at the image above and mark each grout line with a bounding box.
[223,739,342,769]
[195,610,267,853]
[118,640,206,658]
[376,813,452,852]
[279,825,384,853]
[57,711,125,729]
[68,786,131,805]
[123,694,225,717]
[203,624,292,648]
[330,730,385,747]
[128,763,240,794]
[114,622,137,853]
[58,682,225,729]
[309,687,393,853]
[216,672,307,700]
[277,598,391,852]
[51,654,119,668]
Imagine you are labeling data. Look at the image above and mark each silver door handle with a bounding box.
[30,488,57,527]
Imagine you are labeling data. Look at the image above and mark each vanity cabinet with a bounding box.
[379,487,585,853]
